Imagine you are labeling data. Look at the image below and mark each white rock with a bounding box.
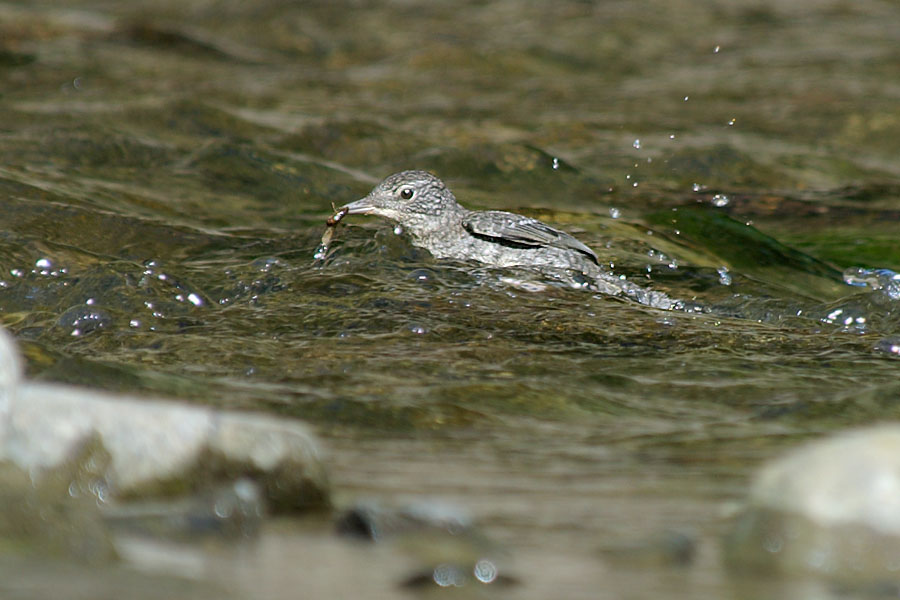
[0,328,328,510]
[0,327,22,447]
[725,425,900,583]
[750,426,900,535]
[5,382,214,490]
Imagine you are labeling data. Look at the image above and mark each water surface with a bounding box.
[1,0,899,597]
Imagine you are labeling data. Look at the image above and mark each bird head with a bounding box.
[341,171,463,236]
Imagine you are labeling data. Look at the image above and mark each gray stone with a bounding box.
[724,425,900,585]
[0,327,329,511]
[339,171,680,309]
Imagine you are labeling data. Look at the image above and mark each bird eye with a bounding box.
[399,187,414,200]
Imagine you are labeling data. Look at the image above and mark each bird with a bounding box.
[333,170,679,309]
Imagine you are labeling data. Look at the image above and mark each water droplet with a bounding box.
[875,337,900,357]
[843,267,900,299]
[408,269,432,282]
[609,207,621,219]
[473,559,498,584]
[58,305,111,336]
[714,45,721,53]
[432,564,466,587]
[253,257,281,272]
[92,480,109,503]
[214,497,234,519]
[632,182,638,187]
[683,95,689,101]
[129,319,141,328]
[408,324,427,335]
[393,225,404,235]
[632,139,641,149]
[717,266,732,285]
[35,258,52,269]
[551,157,560,170]
[669,134,676,140]
[712,194,730,207]
[187,293,204,306]
[727,118,736,126]
[692,183,704,192]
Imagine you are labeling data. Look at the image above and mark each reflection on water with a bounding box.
[1,0,899,597]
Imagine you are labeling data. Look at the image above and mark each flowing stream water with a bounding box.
[1,0,899,597]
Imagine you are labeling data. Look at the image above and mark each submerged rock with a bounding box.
[0,327,329,512]
[336,500,472,542]
[102,477,264,540]
[0,439,117,564]
[336,500,517,589]
[724,426,900,586]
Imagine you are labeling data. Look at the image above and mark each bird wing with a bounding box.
[462,211,599,265]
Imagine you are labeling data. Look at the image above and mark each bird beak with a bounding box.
[340,196,378,215]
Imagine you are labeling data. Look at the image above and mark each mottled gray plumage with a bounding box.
[340,170,679,308]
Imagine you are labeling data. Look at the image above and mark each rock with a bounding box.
[102,478,265,540]
[335,499,517,589]
[724,425,900,585]
[0,438,117,564]
[0,326,21,439]
[335,500,472,542]
[0,327,329,512]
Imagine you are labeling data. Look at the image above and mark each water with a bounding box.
[1,0,899,597]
